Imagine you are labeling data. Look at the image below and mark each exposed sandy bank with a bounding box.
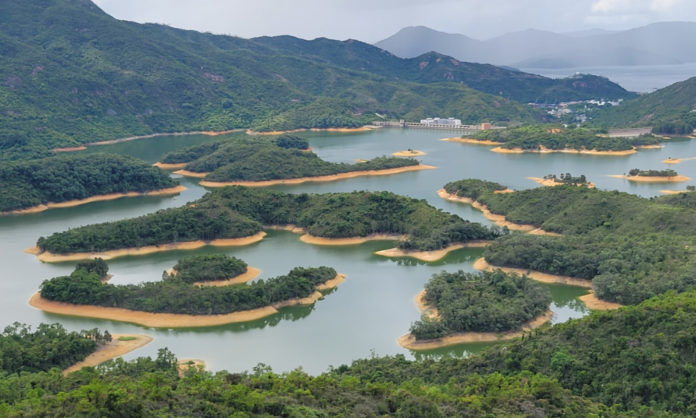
[29,274,344,328]
[63,334,152,374]
[398,310,553,350]
[663,156,696,165]
[414,289,440,320]
[246,126,375,136]
[660,189,692,195]
[637,144,664,149]
[173,169,208,178]
[473,258,592,288]
[609,174,690,183]
[2,186,187,216]
[491,146,637,156]
[527,177,595,188]
[53,146,87,152]
[579,292,623,310]
[437,189,560,236]
[178,359,206,376]
[29,231,267,263]
[153,162,188,170]
[197,164,436,187]
[169,266,262,287]
[392,150,426,157]
[87,129,241,147]
[375,242,490,262]
[494,188,515,194]
[300,233,408,246]
[441,137,502,146]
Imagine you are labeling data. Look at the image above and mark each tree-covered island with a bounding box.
[0,153,180,213]
[403,270,552,348]
[33,187,502,260]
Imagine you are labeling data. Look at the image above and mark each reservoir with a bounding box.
[3,128,695,374]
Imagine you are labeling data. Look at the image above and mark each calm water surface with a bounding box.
[4,128,696,374]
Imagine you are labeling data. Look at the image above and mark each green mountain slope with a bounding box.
[594,76,696,133]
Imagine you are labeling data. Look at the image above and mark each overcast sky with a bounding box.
[92,0,696,42]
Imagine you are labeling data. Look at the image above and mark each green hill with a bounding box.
[593,76,696,134]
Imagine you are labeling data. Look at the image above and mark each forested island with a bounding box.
[442,179,696,305]
[34,260,342,327]
[608,168,690,183]
[459,125,662,154]
[169,254,251,285]
[401,270,552,349]
[33,187,501,261]
[530,173,594,187]
[157,135,427,186]
[8,290,696,415]
[0,153,182,214]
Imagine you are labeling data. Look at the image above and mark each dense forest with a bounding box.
[542,173,590,186]
[443,179,696,304]
[0,153,177,212]
[6,291,696,414]
[40,263,337,315]
[410,270,552,340]
[171,254,248,284]
[161,135,418,182]
[627,168,678,177]
[37,187,501,254]
[468,125,661,151]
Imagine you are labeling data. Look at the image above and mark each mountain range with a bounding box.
[0,0,631,160]
[376,23,696,68]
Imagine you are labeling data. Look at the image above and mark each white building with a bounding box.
[420,117,462,126]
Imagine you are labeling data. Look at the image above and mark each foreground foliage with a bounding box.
[37,187,501,254]
[410,270,552,340]
[0,153,177,212]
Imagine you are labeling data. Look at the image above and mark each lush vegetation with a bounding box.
[444,180,696,304]
[543,173,590,185]
[0,0,558,161]
[627,168,678,177]
[410,270,552,340]
[37,187,501,254]
[171,254,248,284]
[593,76,696,134]
[468,124,661,151]
[40,262,337,315]
[0,323,104,374]
[161,136,418,182]
[0,153,177,212]
[443,179,508,199]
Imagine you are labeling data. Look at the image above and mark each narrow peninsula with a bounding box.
[0,153,182,214]
[399,270,552,350]
[31,187,501,262]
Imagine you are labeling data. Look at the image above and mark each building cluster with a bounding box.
[419,117,462,126]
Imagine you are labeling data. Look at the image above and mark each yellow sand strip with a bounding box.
[53,146,87,152]
[398,310,553,350]
[491,146,636,156]
[609,174,690,183]
[173,169,208,178]
[28,232,267,263]
[437,189,560,236]
[494,188,515,194]
[246,126,374,136]
[414,289,440,320]
[473,258,592,288]
[178,359,206,376]
[153,162,187,170]
[527,177,595,188]
[29,274,344,328]
[2,186,186,216]
[197,164,436,187]
[374,241,491,262]
[300,233,408,246]
[63,334,152,374]
[392,150,426,157]
[579,292,623,310]
[441,137,502,146]
[660,189,692,195]
[192,267,261,287]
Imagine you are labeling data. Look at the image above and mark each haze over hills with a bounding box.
[0,0,631,161]
[376,22,696,68]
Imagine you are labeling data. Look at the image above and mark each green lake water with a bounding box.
[3,128,696,374]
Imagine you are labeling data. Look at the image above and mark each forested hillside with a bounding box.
[0,153,178,212]
[36,187,500,254]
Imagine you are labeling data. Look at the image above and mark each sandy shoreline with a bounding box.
[245,126,375,136]
[663,157,696,165]
[579,292,623,310]
[168,266,262,287]
[300,233,408,246]
[29,274,344,328]
[197,164,436,187]
[173,169,208,178]
[154,162,188,170]
[2,186,187,216]
[437,189,560,236]
[441,137,502,146]
[609,174,690,183]
[398,310,553,350]
[491,146,637,156]
[392,150,426,157]
[414,289,439,320]
[375,241,490,262]
[53,146,87,152]
[473,258,592,288]
[660,189,691,195]
[527,177,595,188]
[28,231,267,263]
[63,334,152,374]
